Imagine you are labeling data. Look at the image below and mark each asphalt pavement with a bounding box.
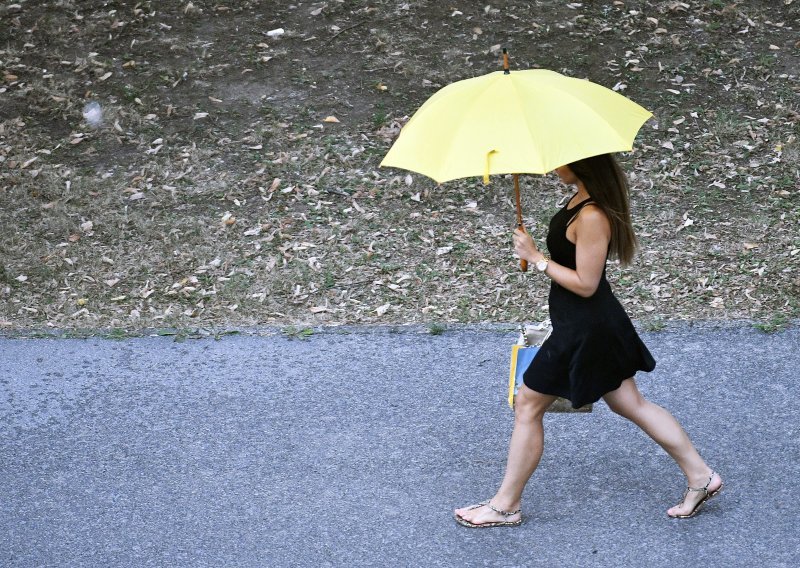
[1,323,799,567]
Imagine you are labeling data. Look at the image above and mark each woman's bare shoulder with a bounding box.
[574,204,611,236]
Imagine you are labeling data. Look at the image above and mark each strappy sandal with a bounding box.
[454,500,523,528]
[668,471,724,519]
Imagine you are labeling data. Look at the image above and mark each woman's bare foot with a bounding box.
[454,499,522,527]
[667,470,723,518]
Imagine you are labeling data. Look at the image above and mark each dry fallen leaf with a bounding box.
[323,116,340,123]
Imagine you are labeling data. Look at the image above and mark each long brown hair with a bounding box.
[567,153,637,266]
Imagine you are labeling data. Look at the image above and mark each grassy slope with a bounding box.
[0,0,798,332]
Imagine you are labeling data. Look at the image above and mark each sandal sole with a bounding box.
[454,514,523,528]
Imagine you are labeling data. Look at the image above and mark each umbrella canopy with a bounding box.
[380,68,652,184]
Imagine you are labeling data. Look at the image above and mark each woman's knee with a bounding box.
[514,386,555,422]
[606,398,639,419]
[603,378,646,419]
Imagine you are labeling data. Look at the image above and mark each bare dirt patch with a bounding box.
[1,0,798,332]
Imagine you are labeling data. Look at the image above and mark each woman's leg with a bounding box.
[455,385,558,525]
[602,378,722,516]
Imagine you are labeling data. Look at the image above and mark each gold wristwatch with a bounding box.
[536,255,549,272]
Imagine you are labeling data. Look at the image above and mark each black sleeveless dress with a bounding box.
[522,196,656,408]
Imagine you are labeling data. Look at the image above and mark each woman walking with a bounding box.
[454,154,722,528]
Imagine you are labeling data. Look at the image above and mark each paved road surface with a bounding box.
[1,324,798,567]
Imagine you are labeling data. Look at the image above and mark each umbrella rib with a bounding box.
[508,76,549,174]
[437,73,504,182]
[546,77,648,144]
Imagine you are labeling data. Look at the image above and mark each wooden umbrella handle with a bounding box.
[517,225,529,272]
[514,174,528,272]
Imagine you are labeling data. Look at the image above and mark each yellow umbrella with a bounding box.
[380,50,652,270]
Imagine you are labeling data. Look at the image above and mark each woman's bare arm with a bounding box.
[513,206,611,298]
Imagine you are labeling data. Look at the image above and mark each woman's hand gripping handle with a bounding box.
[514,226,545,273]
